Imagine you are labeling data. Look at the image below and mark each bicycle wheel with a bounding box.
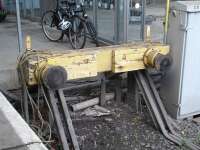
[42,10,63,42]
[86,18,99,47]
[69,16,87,49]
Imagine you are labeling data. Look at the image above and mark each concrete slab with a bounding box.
[0,92,47,150]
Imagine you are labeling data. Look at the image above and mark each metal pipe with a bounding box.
[23,0,26,17]
[124,0,128,43]
[31,0,34,18]
[62,81,101,91]
[93,0,98,35]
[135,71,200,150]
[16,0,23,53]
[164,0,170,43]
[141,0,146,41]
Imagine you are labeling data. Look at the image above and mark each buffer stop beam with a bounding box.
[20,42,171,89]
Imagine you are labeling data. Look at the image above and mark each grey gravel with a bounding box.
[72,100,200,150]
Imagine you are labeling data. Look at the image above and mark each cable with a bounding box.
[18,61,49,139]
[1,140,54,150]
[22,81,53,145]
[41,85,54,121]
[1,141,42,150]
[17,49,62,147]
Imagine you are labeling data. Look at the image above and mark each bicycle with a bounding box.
[80,6,99,47]
[42,0,87,49]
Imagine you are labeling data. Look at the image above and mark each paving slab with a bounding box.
[0,92,47,150]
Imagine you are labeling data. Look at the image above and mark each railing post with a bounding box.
[16,0,23,53]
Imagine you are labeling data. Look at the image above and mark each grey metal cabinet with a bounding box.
[161,1,200,119]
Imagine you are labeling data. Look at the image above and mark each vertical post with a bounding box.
[123,0,129,43]
[164,0,170,43]
[31,0,34,18]
[23,0,26,17]
[93,0,98,35]
[141,0,146,41]
[114,0,121,44]
[115,0,129,44]
[16,0,23,53]
[127,72,139,106]
[115,76,122,103]
[127,72,135,102]
[114,0,118,43]
[100,74,106,106]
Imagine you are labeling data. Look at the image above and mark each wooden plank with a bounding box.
[58,90,80,150]
[48,90,70,150]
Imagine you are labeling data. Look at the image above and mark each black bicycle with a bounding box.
[42,0,98,49]
[42,0,87,49]
[83,14,99,47]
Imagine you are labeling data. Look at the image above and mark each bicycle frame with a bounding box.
[55,0,63,22]
[54,0,83,22]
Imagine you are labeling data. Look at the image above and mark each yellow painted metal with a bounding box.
[164,0,170,43]
[25,36,32,51]
[113,47,147,73]
[145,25,151,42]
[144,48,160,67]
[19,42,170,86]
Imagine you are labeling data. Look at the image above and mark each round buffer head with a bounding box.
[42,66,67,90]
